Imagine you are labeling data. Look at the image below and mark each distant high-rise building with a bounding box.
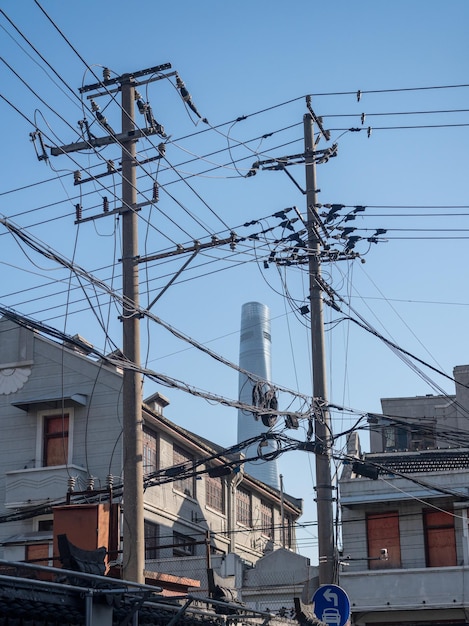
[237,302,279,489]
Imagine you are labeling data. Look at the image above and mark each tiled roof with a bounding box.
[0,560,296,626]
[366,449,469,475]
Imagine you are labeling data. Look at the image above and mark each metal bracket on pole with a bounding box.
[304,102,336,585]
[50,127,163,156]
[79,63,172,94]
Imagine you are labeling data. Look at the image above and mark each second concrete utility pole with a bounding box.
[304,106,336,585]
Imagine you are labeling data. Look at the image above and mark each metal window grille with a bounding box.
[173,445,194,497]
[143,427,158,473]
[206,474,225,513]
[236,487,252,527]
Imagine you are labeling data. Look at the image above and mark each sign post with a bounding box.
[312,584,351,626]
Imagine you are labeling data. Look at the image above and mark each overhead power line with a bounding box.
[0,213,313,406]
[310,83,469,97]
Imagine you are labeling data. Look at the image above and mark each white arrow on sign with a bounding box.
[323,589,338,606]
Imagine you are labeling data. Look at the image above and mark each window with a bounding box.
[236,486,252,527]
[173,531,195,557]
[260,500,273,538]
[171,445,194,496]
[366,511,401,569]
[206,473,225,513]
[38,519,53,532]
[144,521,159,560]
[423,509,456,567]
[409,425,436,451]
[143,427,158,474]
[43,413,69,466]
[172,445,195,497]
[384,424,435,452]
[384,425,406,451]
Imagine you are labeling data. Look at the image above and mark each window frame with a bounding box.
[205,473,225,513]
[37,518,54,532]
[383,423,436,452]
[366,510,401,569]
[260,500,274,538]
[144,520,160,560]
[383,425,407,452]
[172,444,195,498]
[172,531,195,557]
[36,408,73,468]
[236,486,252,527]
[423,508,457,567]
[143,426,158,475]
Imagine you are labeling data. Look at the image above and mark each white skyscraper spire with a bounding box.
[237,301,279,489]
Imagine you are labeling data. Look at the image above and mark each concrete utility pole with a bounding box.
[53,63,173,583]
[304,106,336,585]
[120,75,144,583]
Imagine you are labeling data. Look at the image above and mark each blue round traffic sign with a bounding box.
[312,584,351,626]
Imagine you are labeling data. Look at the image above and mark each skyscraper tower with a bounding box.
[237,302,279,489]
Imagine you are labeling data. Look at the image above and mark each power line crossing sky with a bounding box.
[1,0,468,560]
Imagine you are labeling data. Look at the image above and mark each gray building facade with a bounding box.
[0,316,302,594]
[339,366,469,626]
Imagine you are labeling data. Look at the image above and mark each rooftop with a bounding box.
[0,559,300,626]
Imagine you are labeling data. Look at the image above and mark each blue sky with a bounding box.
[1,0,469,560]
